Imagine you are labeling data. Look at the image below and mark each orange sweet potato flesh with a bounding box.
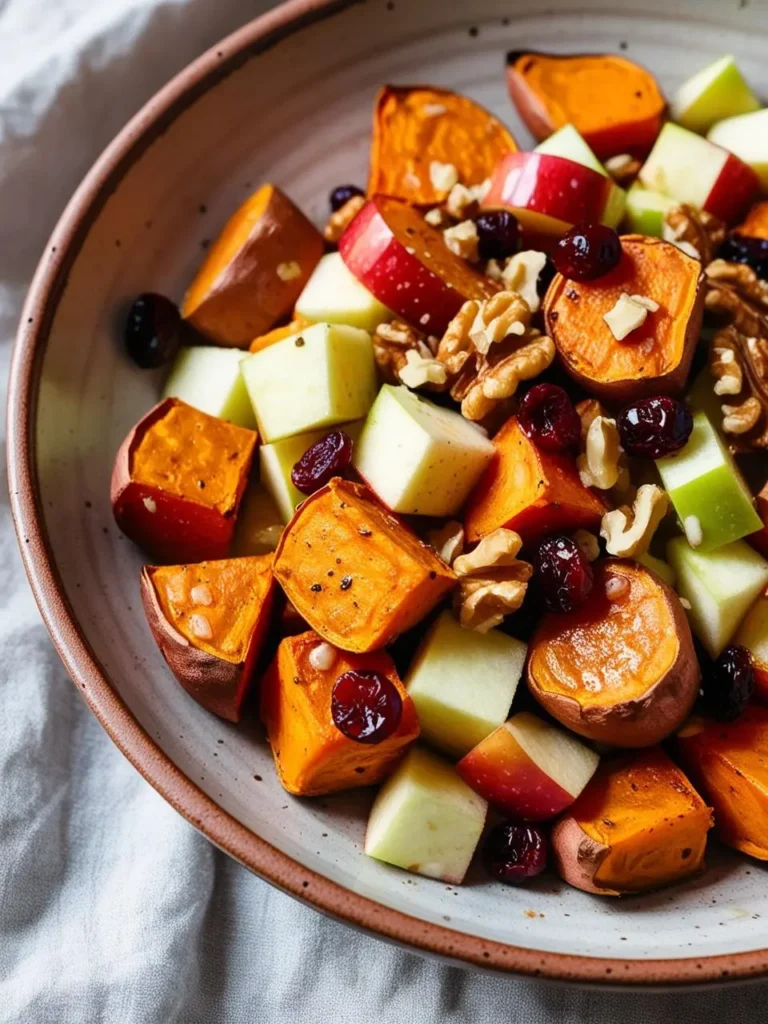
[552,748,712,895]
[506,52,665,159]
[544,235,704,403]
[261,630,420,796]
[463,416,604,544]
[368,85,518,206]
[273,478,455,653]
[249,315,312,354]
[736,201,768,241]
[182,184,323,347]
[111,398,256,563]
[528,560,700,747]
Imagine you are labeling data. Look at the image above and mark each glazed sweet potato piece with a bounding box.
[368,85,517,206]
[506,52,665,159]
[463,417,605,544]
[141,555,275,722]
[182,185,323,347]
[678,706,768,860]
[273,478,455,653]
[528,560,700,747]
[248,315,312,354]
[736,201,768,241]
[111,398,256,563]
[544,235,705,403]
[261,630,420,796]
[552,748,713,896]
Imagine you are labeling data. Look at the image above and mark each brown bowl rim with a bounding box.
[7,0,768,986]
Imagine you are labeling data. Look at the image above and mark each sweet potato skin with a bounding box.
[550,817,616,896]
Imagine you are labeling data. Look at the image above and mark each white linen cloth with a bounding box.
[2,2,768,1020]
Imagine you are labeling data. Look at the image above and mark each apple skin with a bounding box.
[704,150,761,224]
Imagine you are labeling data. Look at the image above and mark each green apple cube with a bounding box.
[671,55,760,135]
[708,109,768,191]
[162,346,256,428]
[624,184,676,238]
[405,611,527,758]
[241,322,376,443]
[687,366,725,427]
[294,252,394,332]
[353,385,495,516]
[232,483,284,555]
[657,411,762,552]
[636,551,676,588]
[535,124,625,228]
[667,536,768,657]
[639,123,728,210]
[365,746,487,884]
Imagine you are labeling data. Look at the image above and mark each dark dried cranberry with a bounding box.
[533,535,594,614]
[291,429,353,494]
[700,644,754,722]
[718,234,768,282]
[617,396,693,460]
[553,223,622,281]
[329,184,364,212]
[518,383,581,453]
[483,822,548,884]
[124,293,181,369]
[331,670,402,743]
[474,210,520,261]
[537,255,557,298]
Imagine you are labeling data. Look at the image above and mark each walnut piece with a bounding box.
[424,206,452,229]
[446,183,479,221]
[429,160,459,194]
[603,293,657,340]
[500,250,548,313]
[443,220,479,262]
[600,484,669,557]
[452,528,532,633]
[323,194,366,243]
[663,204,726,265]
[469,291,530,354]
[458,333,555,422]
[575,398,607,442]
[426,520,465,565]
[373,320,433,383]
[578,416,622,490]
[604,153,642,186]
[572,529,600,563]
[398,349,448,390]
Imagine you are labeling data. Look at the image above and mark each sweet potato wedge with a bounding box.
[111,398,256,563]
[528,559,700,747]
[506,52,665,159]
[182,185,323,347]
[273,477,455,653]
[736,200,768,241]
[544,235,705,403]
[141,554,275,722]
[463,416,605,544]
[368,85,517,206]
[261,630,420,796]
[552,747,713,896]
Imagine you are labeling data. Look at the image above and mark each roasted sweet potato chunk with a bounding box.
[273,478,455,652]
[141,555,275,722]
[111,398,256,563]
[261,630,420,796]
[736,201,768,241]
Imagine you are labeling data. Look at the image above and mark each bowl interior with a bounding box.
[22,0,768,970]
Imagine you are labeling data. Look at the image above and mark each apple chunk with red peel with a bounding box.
[338,196,498,336]
[457,712,599,821]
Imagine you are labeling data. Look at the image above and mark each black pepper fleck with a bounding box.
[310,583,322,592]
[295,336,305,347]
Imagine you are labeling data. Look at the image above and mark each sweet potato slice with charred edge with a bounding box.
[736,200,768,241]
[273,477,455,653]
[261,630,420,796]
[506,52,665,159]
[552,747,713,896]
[182,184,323,348]
[463,416,605,545]
[528,560,700,748]
[544,235,704,404]
[141,555,275,722]
[111,398,256,564]
[368,85,517,207]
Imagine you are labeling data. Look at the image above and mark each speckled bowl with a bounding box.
[9,0,768,986]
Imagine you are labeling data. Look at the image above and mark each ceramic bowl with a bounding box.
[9,0,768,986]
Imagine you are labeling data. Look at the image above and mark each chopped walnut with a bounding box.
[398,349,448,390]
[424,206,452,229]
[603,292,657,340]
[430,160,459,194]
[600,484,669,557]
[323,194,366,243]
[426,520,465,565]
[443,220,480,262]
[469,291,530,355]
[452,528,532,632]
[711,337,743,395]
[578,416,622,490]
[457,333,555,422]
[500,250,548,313]
[575,398,607,442]
[373,320,433,383]
[663,204,726,265]
[446,183,479,221]
[572,529,600,563]
[485,258,503,282]
[706,260,768,314]
[722,396,763,435]
[604,153,642,186]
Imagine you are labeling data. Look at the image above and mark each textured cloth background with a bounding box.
[2,1,768,1020]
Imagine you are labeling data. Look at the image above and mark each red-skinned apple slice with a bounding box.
[456,711,599,821]
[338,196,498,336]
[734,593,768,701]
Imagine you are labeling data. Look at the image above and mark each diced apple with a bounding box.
[405,610,526,758]
[671,55,760,135]
[353,385,495,517]
[624,183,676,237]
[457,712,599,821]
[636,551,676,588]
[294,252,394,332]
[162,346,256,428]
[657,411,762,552]
[667,536,768,657]
[365,746,487,884]
[241,322,376,443]
[232,483,284,555]
[708,109,768,192]
[734,593,768,700]
[639,122,759,224]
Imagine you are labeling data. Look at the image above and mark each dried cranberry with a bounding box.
[291,429,353,494]
[483,822,548,884]
[331,670,402,743]
[553,223,622,281]
[537,255,557,298]
[519,383,581,453]
[700,644,754,722]
[474,210,520,261]
[124,293,181,369]
[718,234,768,282]
[533,535,594,614]
[329,184,364,212]
[617,396,693,460]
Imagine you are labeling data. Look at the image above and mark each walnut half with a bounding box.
[452,529,532,633]
[600,484,669,557]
